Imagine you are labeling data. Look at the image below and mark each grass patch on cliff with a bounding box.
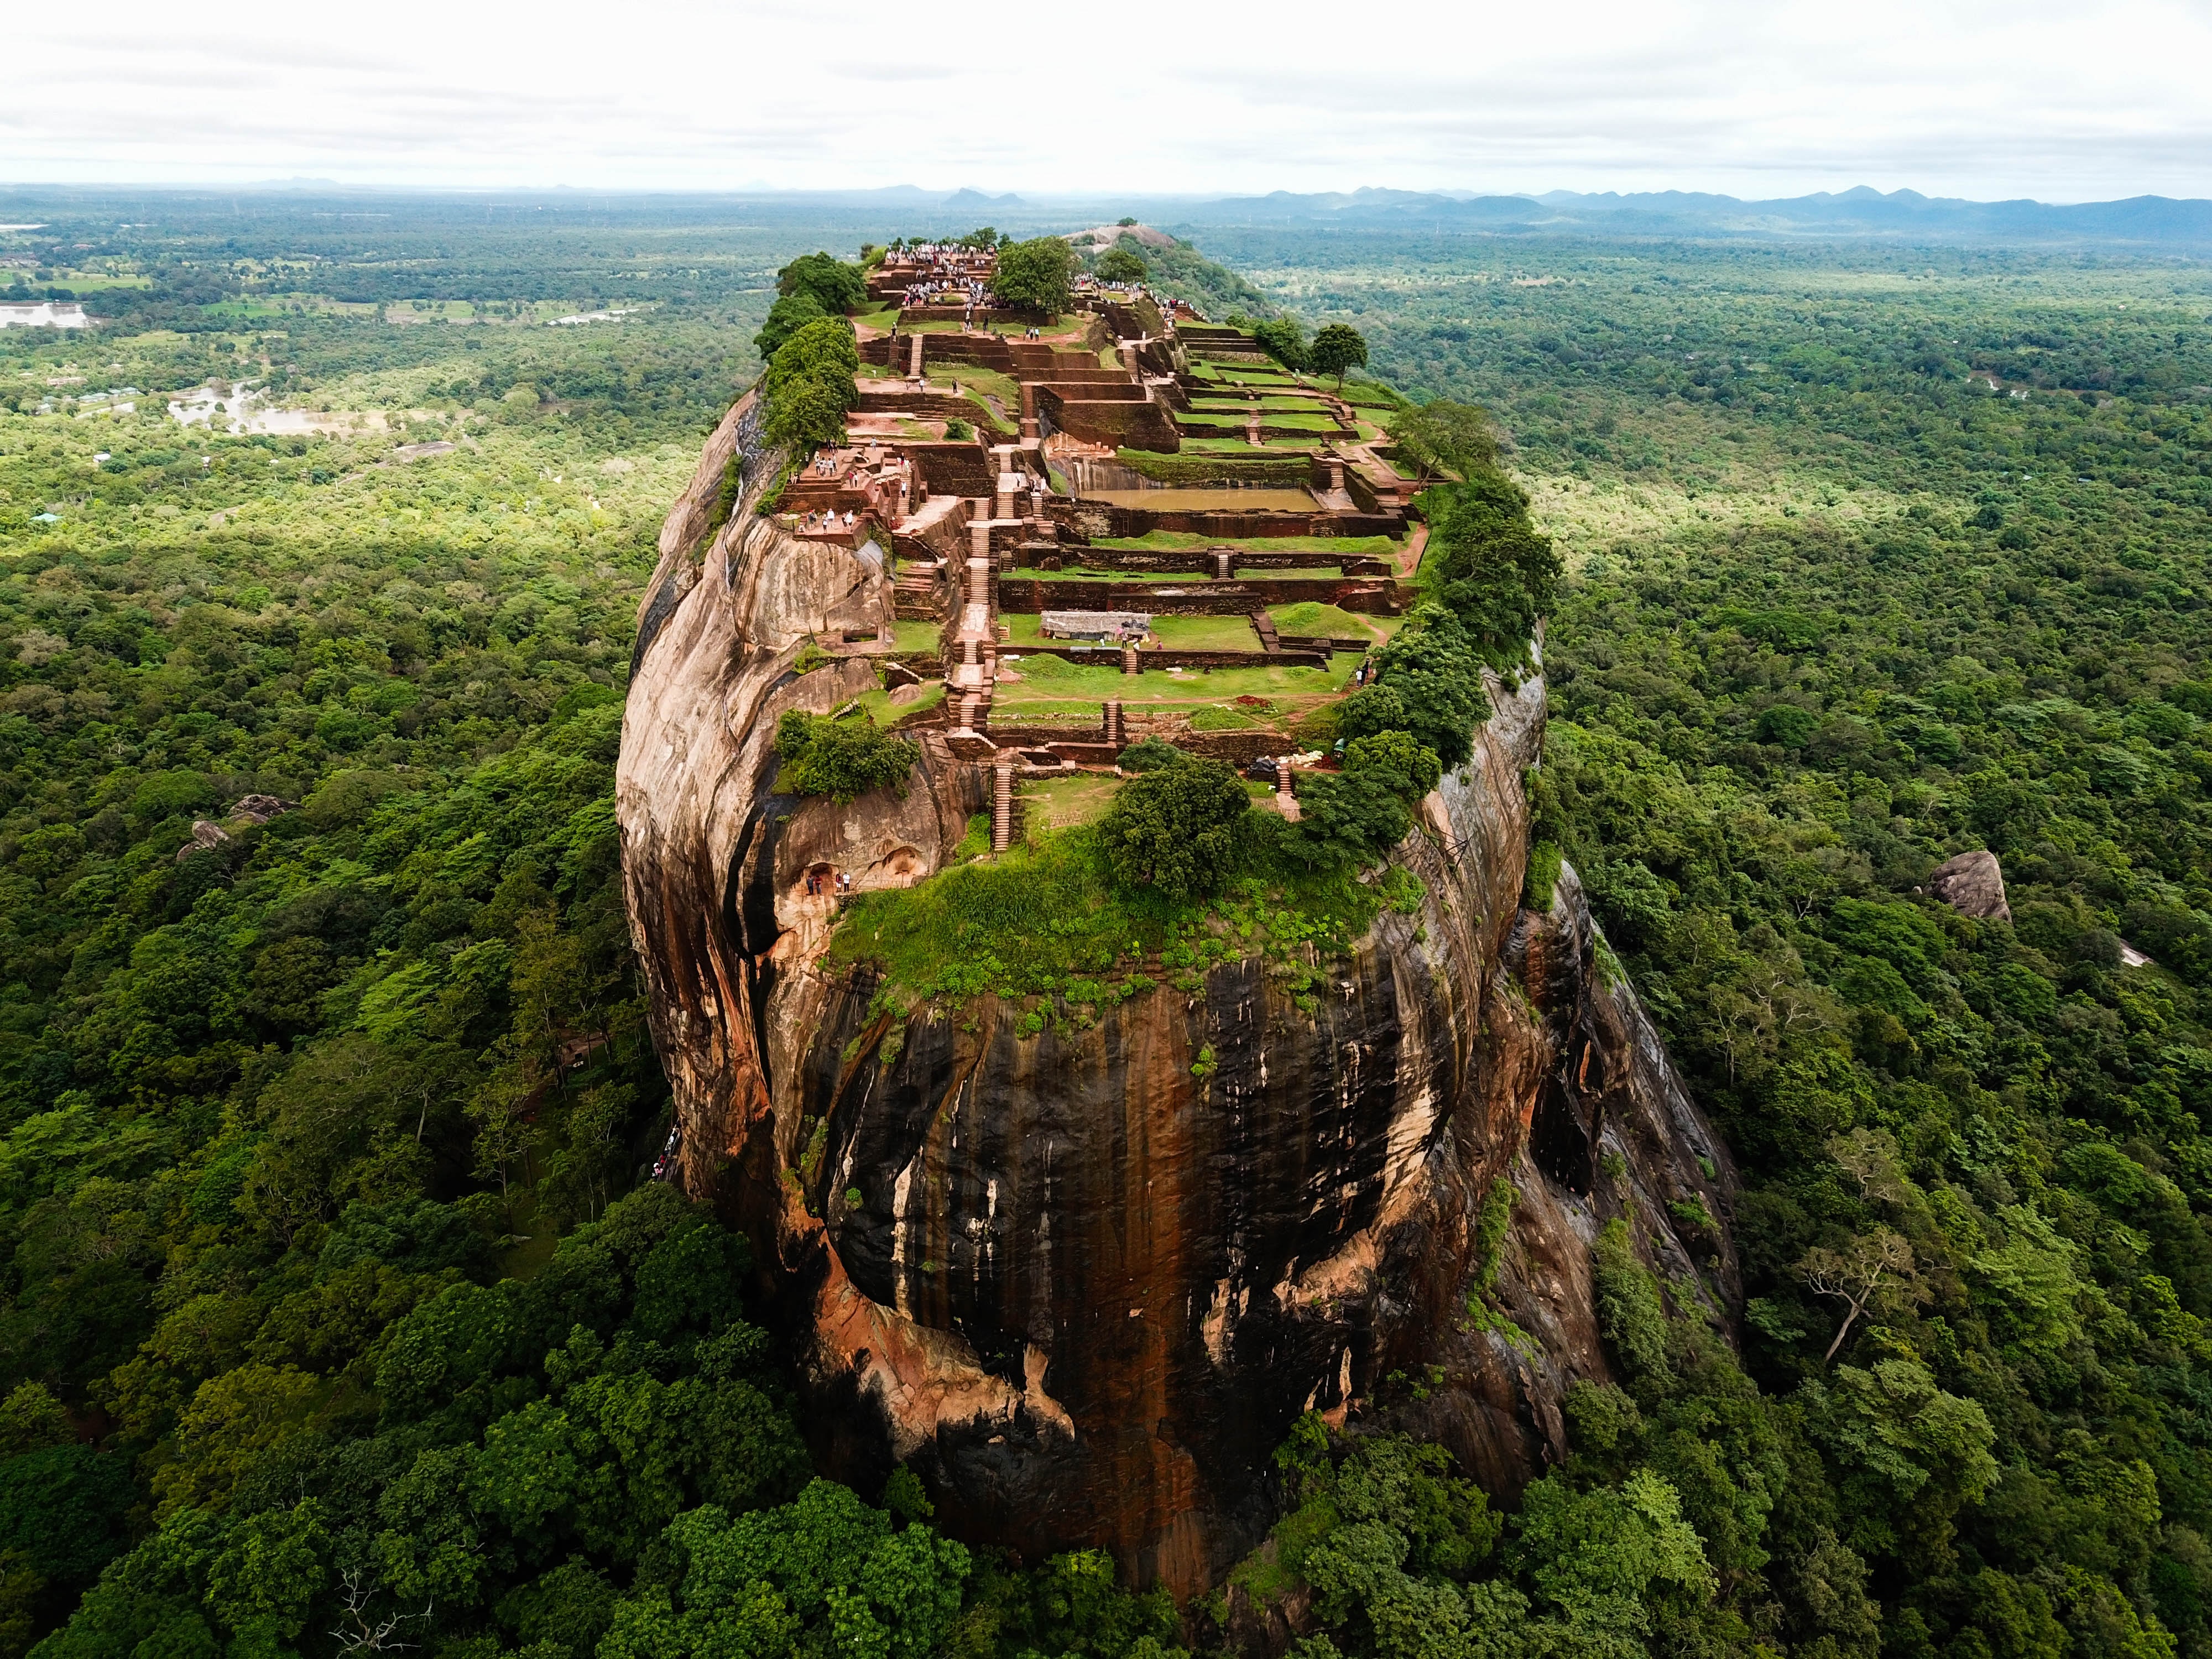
[826,819,1390,1010]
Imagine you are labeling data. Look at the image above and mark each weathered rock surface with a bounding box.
[618,408,1739,1599]
[1929,848,2011,922]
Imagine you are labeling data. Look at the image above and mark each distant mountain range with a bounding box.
[1173,185,2212,246]
[6,180,2208,249]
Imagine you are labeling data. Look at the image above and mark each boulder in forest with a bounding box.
[174,820,231,861]
[1929,849,2011,922]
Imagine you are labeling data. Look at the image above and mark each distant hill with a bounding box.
[1176,185,2212,247]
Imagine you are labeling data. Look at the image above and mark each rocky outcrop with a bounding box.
[617,415,1738,1601]
[1929,848,2011,922]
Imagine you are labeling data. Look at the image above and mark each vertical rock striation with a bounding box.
[618,417,1738,1598]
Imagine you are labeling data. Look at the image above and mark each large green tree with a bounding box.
[763,317,859,452]
[992,238,1077,315]
[1098,755,1250,899]
[1310,322,1369,388]
[753,252,868,359]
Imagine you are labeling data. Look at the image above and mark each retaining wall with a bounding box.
[1046,498,1402,541]
[909,442,997,499]
[999,576,1406,615]
[1012,545,1391,578]
[1034,386,1182,452]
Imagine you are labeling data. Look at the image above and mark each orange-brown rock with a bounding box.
[617,398,1738,1598]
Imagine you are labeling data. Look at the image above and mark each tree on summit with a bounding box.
[1098,755,1249,899]
[992,238,1077,315]
[754,252,866,359]
[762,318,859,452]
[1097,247,1149,285]
[1310,322,1369,389]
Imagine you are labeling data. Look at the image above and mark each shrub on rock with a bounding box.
[1099,755,1249,899]
[774,712,914,804]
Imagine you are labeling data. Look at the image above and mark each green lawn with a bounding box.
[1146,615,1265,651]
[1267,603,1401,644]
[995,658,1358,707]
[1188,397,1335,413]
[1020,774,1123,830]
[1091,531,1401,555]
[1179,437,1328,455]
[855,681,947,725]
[1006,567,1216,585]
[825,817,1389,1006]
[893,619,942,653]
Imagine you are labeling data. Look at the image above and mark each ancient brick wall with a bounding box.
[909,442,997,499]
[1004,642,1331,671]
[1011,546,1391,578]
[1042,499,1401,540]
[998,576,1407,614]
[1034,387,1182,452]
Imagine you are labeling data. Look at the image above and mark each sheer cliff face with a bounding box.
[618,421,1738,1598]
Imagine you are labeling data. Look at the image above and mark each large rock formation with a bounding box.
[617,402,1739,1598]
[1928,848,2011,922]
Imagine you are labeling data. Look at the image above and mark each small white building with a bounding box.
[0,301,90,330]
[1041,609,1152,643]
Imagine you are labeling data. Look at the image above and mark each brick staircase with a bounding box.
[893,560,943,622]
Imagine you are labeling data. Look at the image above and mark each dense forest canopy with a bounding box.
[0,191,2209,1659]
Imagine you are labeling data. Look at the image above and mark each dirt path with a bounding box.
[1396,521,1428,580]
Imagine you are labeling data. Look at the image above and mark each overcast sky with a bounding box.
[6,0,2209,201]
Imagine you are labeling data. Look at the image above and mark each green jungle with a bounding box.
[2,195,2211,1659]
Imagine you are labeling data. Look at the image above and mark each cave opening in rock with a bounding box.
[1530,1077,1594,1195]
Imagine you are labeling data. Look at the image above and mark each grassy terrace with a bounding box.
[857,680,947,725]
[991,653,1358,707]
[1010,566,1227,583]
[1180,436,1337,453]
[892,619,942,652]
[1188,397,1337,412]
[1267,602,1401,644]
[1091,530,1402,554]
[1177,412,1344,432]
[1140,614,1265,650]
[1190,368,1301,388]
[826,811,1416,1014]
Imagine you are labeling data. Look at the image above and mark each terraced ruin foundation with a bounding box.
[619,236,1734,1599]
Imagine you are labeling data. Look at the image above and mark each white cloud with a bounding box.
[3,0,2208,199]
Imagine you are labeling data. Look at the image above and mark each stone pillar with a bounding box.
[1213,550,1233,581]
[992,760,1015,853]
